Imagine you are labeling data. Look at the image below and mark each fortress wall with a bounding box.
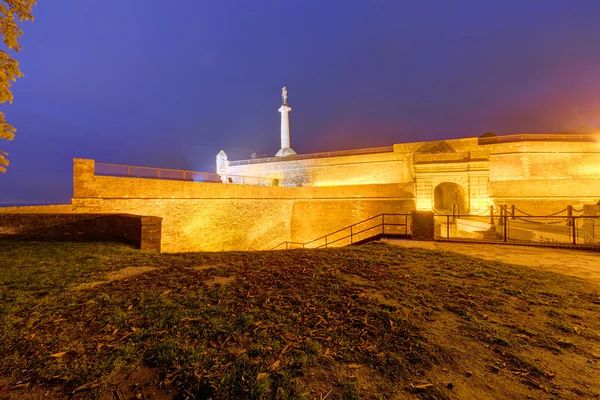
[68,196,416,252]
[224,151,411,187]
[489,178,600,214]
[290,199,415,244]
[486,143,600,214]
[489,178,600,198]
[487,140,600,155]
[63,159,416,252]
[74,159,415,200]
[7,137,599,251]
[223,137,485,188]
[71,198,293,252]
[490,152,600,181]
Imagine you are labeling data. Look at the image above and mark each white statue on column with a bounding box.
[276,86,297,157]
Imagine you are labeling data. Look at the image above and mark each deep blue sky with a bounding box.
[1,0,600,204]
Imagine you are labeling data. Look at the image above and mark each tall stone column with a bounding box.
[276,88,296,157]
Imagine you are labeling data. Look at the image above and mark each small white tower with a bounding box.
[275,86,297,157]
[216,150,228,175]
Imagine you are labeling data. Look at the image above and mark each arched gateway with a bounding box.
[434,182,467,214]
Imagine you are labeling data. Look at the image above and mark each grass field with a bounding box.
[0,240,599,399]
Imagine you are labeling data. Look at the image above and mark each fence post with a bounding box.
[567,205,573,227]
[350,226,353,244]
[489,205,495,225]
[446,215,450,238]
[452,204,457,224]
[498,205,505,226]
[382,215,385,235]
[127,166,131,178]
[511,204,515,220]
[503,210,508,242]
[572,216,577,245]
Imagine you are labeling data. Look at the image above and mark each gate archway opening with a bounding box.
[434,182,467,214]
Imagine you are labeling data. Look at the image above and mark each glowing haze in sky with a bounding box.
[1,0,600,204]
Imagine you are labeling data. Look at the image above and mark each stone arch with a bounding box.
[433,182,467,214]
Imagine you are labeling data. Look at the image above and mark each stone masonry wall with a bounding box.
[223,151,410,187]
[4,136,598,252]
[0,213,162,252]
[290,199,415,244]
[57,159,416,252]
[70,198,293,252]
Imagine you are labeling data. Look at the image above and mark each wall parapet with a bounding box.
[478,133,598,145]
[228,146,394,166]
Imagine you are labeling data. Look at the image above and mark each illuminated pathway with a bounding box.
[382,239,600,284]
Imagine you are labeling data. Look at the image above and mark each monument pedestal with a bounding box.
[275,147,297,157]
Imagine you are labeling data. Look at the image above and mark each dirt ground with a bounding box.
[2,241,599,399]
[383,239,600,283]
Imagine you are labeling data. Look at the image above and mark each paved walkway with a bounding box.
[382,239,600,284]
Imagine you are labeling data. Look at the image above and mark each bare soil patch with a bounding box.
[385,239,600,283]
[205,276,235,287]
[73,266,158,290]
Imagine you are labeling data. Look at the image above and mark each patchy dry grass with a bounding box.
[0,240,599,399]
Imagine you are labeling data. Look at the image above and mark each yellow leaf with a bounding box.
[256,372,269,381]
[269,360,280,370]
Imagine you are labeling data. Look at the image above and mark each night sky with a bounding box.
[1,0,600,204]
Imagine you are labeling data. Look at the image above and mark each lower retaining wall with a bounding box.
[0,214,162,252]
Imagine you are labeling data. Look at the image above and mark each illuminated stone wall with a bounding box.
[487,141,600,214]
[36,159,413,252]
[222,136,600,216]
[223,151,412,187]
[2,135,599,252]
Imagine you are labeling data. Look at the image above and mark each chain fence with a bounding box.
[435,213,600,246]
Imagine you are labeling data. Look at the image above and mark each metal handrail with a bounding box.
[96,162,206,174]
[94,162,288,186]
[228,146,394,166]
[318,224,383,248]
[303,214,392,245]
[313,223,406,248]
[271,213,411,250]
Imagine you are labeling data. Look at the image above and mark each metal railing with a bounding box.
[271,214,412,250]
[478,133,598,145]
[94,162,286,186]
[228,146,394,166]
[435,214,600,246]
